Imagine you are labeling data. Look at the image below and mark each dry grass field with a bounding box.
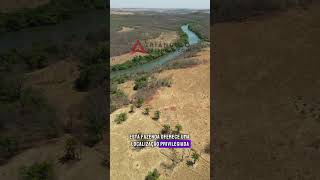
[214,3,320,179]
[111,48,210,180]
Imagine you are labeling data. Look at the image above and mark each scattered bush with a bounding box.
[145,168,160,180]
[161,124,171,134]
[129,104,134,113]
[25,53,48,70]
[149,77,172,88]
[0,137,18,162]
[75,63,107,91]
[111,27,188,72]
[112,75,129,84]
[19,162,54,180]
[114,112,127,124]
[135,98,144,108]
[152,111,160,120]
[175,124,183,134]
[110,85,129,113]
[0,75,23,102]
[59,137,80,163]
[186,160,194,167]
[164,58,199,70]
[134,75,148,90]
[143,107,150,115]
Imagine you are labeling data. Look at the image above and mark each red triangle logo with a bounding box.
[131,40,146,54]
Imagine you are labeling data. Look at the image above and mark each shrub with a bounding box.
[191,152,200,163]
[129,104,134,113]
[114,112,127,124]
[145,169,160,180]
[135,98,144,108]
[0,76,23,102]
[143,107,150,115]
[25,52,48,70]
[152,111,160,120]
[186,160,194,167]
[75,63,107,91]
[0,137,18,161]
[19,162,54,180]
[19,88,48,108]
[175,124,183,134]
[63,137,79,162]
[161,124,171,134]
[134,75,148,90]
[112,75,129,84]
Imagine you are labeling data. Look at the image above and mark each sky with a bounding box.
[111,0,210,9]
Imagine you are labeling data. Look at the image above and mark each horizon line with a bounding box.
[111,7,210,10]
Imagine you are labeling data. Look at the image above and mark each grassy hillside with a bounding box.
[213,0,313,22]
[0,0,106,32]
[214,2,320,179]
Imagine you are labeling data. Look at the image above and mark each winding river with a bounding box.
[110,24,200,78]
[0,10,107,53]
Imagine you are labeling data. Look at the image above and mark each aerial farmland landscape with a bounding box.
[110,3,210,180]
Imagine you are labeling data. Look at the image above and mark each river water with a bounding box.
[0,10,107,53]
[110,24,200,78]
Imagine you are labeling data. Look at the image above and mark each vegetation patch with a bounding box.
[0,0,106,32]
[19,161,54,180]
[145,168,160,180]
[111,26,188,72]
[114,112,128,124]
[0,137,18,164]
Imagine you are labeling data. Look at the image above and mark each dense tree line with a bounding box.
[111,27,188,72]
[0,0,106,32]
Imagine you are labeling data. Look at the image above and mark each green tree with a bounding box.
[64,137,78,160]
[0,137,18,160]
[19,162,54,180]
[161,124,171,134]
[175,124,183,133]
[152,110,160,120]
[191,152,200,163]
[145,168,160,180]
[135,98,144,108]
[133,75,148,90]
[129,104,134,113]
[114,112,127,124]
[143,107,150,115]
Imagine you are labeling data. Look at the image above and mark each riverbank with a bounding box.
[110,25,189,73]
